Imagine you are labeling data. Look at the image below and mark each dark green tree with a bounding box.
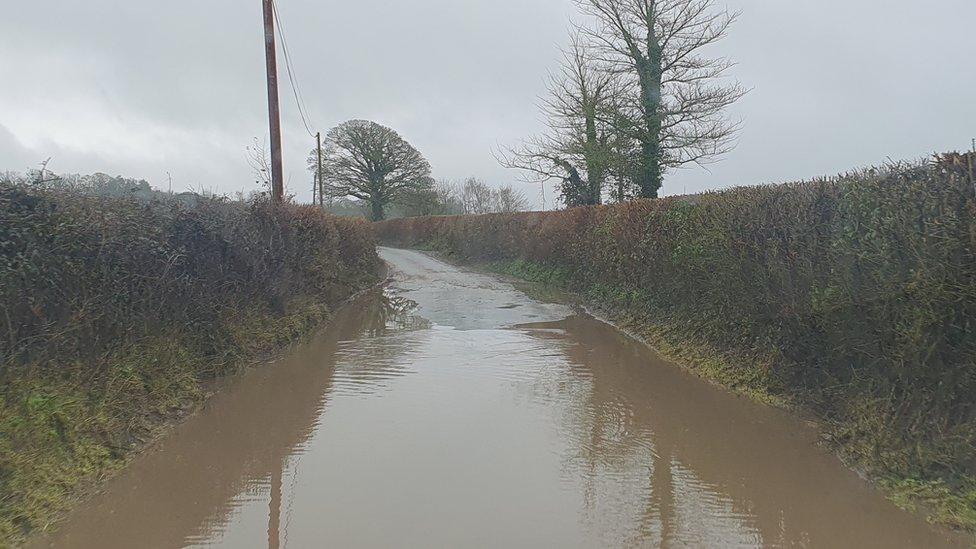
[311,120,432,221]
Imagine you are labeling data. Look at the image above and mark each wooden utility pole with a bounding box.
[316,132,324,207]
[262,0,284,203]
[312,137,318,204]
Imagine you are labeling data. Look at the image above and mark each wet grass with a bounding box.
[0,340,201,544]
[885,478,976,533]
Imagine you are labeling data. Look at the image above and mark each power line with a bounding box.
[273,0,315,137]
[271,0,316,138]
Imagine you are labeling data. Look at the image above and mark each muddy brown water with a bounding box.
[30,248,970,548]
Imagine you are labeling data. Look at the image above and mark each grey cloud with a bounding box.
[2,0,974,205]
[0,125,33,172]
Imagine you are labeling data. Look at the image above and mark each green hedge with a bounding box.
[375,153,976,528]
[0,183,379,543]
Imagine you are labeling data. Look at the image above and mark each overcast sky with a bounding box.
[2,1,974,207]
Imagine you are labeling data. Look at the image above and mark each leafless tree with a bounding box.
[459,178,495,215]
[34,158,62,185]
[312,120,432,221]
[245,137,272,191]
[452,178,530,215]
[503,35,623,207]
[576,0,746,197]
[394,181,465,217]
[492,185,530,213]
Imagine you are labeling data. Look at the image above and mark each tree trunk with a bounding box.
[584,108,604,205]
[638,137,661,198]
[370,199,385,222]
[636,28,664,198]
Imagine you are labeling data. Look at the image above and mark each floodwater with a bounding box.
[31,248,970,548]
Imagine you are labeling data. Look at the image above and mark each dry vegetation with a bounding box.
[0,182,379,544]
[375,153,976,530]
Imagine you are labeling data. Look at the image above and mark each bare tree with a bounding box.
[246,137,272,191]
[503,36,622,207]
[492,185,530,213]
[394,181,465,217]
[459,178,495,215]
[311,120,432,221]
[577,0,746,197]
[451,178,531,215]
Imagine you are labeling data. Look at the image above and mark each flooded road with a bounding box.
[31,248,969,548]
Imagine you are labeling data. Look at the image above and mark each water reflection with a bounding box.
[357,291,431,337]
[29,287,425,549]
[517,316,966,548]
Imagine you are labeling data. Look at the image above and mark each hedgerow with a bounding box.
[375,153,976,529]
[0,182,379,544]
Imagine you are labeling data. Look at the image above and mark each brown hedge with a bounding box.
[1,187,379,370]
[375,154,976,499]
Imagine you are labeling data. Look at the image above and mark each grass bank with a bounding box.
[0,182,380,546]
[375,153,976,533]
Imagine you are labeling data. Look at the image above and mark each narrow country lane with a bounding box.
[29,248,970,549]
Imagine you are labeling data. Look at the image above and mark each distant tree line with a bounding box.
[1,169,227,207]
[321,177,529,220]
[308,120,528,221]
[394,177,529,218]
[505,0,745,207]
[2,170,150,195]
